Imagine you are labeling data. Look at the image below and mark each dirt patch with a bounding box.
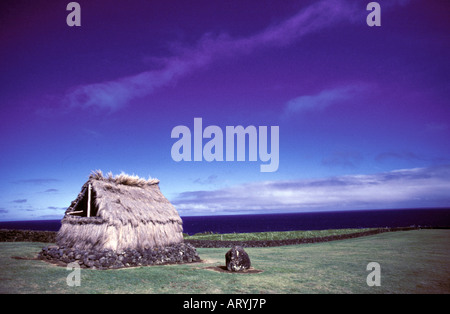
[204,265,263,274]
[11,256,39,261]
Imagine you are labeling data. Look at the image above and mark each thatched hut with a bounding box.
[57,171,184,252]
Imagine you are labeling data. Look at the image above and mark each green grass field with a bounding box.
[0,229,449,293]
[184,228,378,241]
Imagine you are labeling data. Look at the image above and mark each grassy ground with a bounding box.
[184,228,377,241]
[0,229,449,294]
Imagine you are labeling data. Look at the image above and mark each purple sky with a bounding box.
[1,0,449,220]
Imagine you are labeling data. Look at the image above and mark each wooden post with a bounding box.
[87,183,92,217]
[68,211,83,215]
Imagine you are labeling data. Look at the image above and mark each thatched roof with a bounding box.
[57,171,183,252]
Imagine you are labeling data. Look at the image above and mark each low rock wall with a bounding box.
[38,243,200,269]
[185,227,427,248]
[0,229,56,243]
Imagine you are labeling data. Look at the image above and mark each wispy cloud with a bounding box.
[376,151,450,164]
[63,0,359,111]
[47,206,66,210]
[12,178,60,185]
[284,84,368,116]
[194,175,219,185]
[322,151,363,169]
[376,151,425,163]
[173,164,450,215]
[44,188,59,193]
[12,199,27,204]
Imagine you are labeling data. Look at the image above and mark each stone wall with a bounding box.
[38,243,200,269]
[0,229,56,243]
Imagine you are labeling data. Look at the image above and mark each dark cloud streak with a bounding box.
[12,199,27,203]
[11,178,60,185]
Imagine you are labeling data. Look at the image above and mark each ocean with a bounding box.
[0,208,449,235]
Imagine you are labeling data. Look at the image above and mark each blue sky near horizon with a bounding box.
[1,0,449,221]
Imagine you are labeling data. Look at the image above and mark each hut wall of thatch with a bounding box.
[57,171,184,252]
